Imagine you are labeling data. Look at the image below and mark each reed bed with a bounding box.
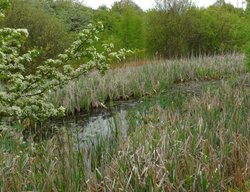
[85,75,250,191]
[51,54,246,113]
[0,54,249,191]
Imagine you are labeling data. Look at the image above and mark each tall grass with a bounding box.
[51,54,246,113]
[0,54,249,191]
[86,75,250,191]
[1,74,249,191]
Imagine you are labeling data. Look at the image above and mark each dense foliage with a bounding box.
[1,0,249,61]
[146,0,248,57]
[2,0,71,64]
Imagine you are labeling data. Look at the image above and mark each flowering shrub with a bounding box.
[0,14,130,123]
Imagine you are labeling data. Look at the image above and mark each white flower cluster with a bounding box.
[0,22,131,125]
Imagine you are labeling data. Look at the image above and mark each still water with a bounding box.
[59,100,141,147]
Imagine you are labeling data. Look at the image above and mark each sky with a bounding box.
[82,0,246,10]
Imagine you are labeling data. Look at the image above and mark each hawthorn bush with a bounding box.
[0,1,130,127]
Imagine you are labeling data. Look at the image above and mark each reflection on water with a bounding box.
[61,100,140,148]
[59,100,140,171]
[72,109,129,148]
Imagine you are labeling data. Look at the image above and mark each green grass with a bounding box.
[0,54,249,191]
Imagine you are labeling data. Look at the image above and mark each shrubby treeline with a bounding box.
[1,0,249,61]
[147,1,248,57]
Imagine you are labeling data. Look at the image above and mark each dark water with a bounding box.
[32,76,245,144]
[57,100,142,170]
[59,100,141,146]
[22,100,141,145]
[31,79,217,142]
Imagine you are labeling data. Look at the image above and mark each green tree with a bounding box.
[39,0,93,32]
[111,0,146,56]
[146,0,192,58]
[146,0,247,58]
[155,0,192,13]
[182,5,247,55]
[93,6,118,47]
[2,0,70,66]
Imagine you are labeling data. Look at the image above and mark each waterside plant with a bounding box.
[52,53,246,113]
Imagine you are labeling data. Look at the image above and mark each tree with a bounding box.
[146,1,191,58]
[2,0,71,71]
[155,0,192,13]
[39,0,93,32]
[146,0,248,58]
[110,0,146,57]
[0,1,130,125]
[213,0,226,6]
